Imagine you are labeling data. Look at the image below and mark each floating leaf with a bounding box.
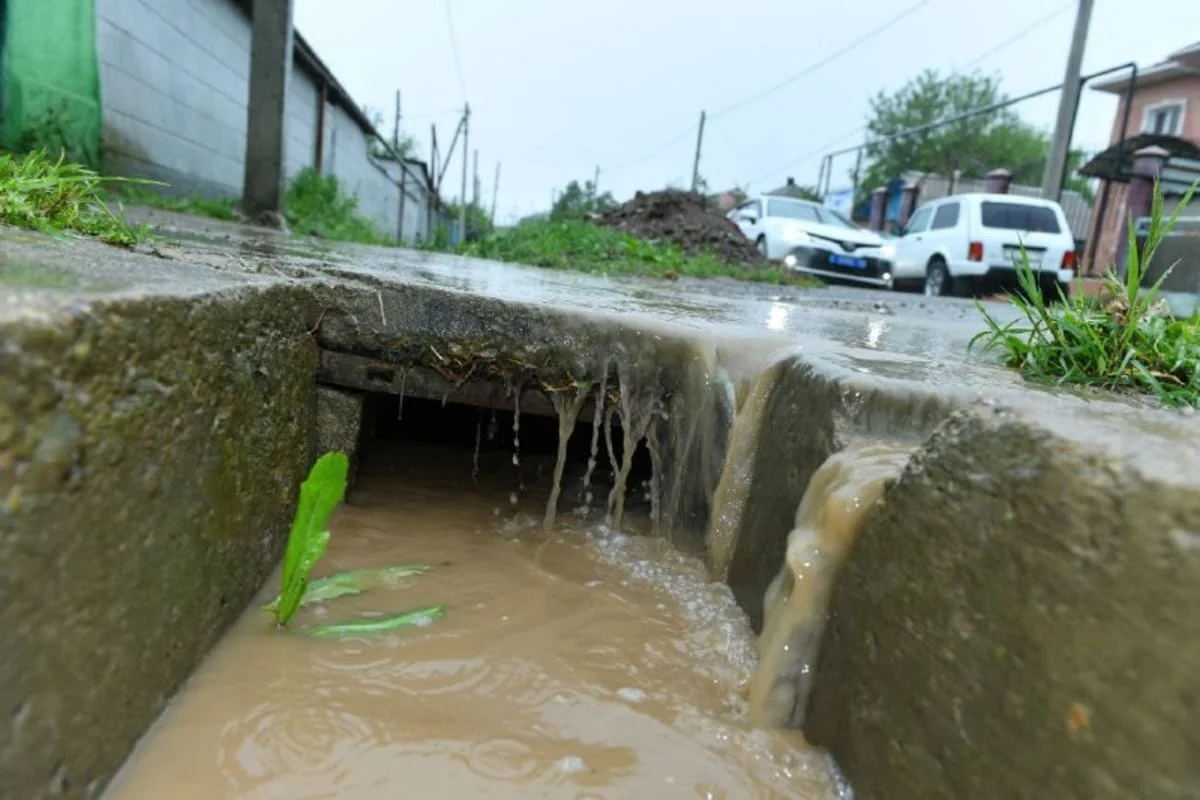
[274,452,349,626]
[307,606,445,639]
[262,563,431,612]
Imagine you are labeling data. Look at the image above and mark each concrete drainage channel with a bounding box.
[2,221,1200,799]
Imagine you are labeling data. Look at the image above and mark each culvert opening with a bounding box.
[356,389,656,525]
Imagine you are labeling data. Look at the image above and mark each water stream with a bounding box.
[104,442,846,800]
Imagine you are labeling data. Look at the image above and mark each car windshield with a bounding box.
[819,208,858,229]
[766,198,820,222]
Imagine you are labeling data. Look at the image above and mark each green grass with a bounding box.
[454,217,820,285]
[113,186,238,221]
[971,182,1199,407]
[113,167,394,247]
[0,149,147,246]
[284,168,394,246]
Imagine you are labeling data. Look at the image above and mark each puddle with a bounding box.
[105,444,843,800]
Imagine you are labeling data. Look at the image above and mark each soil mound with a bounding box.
[596,190,762,265]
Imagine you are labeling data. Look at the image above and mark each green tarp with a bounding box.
[0,0,101,167]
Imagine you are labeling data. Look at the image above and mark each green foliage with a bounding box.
[860,70,1092,200]
[460,218,818,285]
[970,182,1199,407]
[445,199,494,238]
[0,149,148,246]
[263,564,431,612]
[361,106,417,161]
[551,178,617,221]
[308,606,446,638]
[285,168,394,245]
[274,452,349,626]
[112,187,238,221]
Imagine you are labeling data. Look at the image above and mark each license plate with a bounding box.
[830,254,867,269]
[1004,247,1042,267]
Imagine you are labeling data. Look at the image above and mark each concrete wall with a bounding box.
[94,0,441,243]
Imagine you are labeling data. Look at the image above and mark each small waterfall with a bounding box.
[746,441,911,729]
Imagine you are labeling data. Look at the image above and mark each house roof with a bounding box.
[1091,43,1200,94]
[1078,133,1200,181]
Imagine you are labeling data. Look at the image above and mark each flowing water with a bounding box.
[104,442,847,800]
[749,441,912,730]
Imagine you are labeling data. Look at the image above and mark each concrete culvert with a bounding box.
[2,217,1199,800]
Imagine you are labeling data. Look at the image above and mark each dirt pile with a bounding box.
[596,190,763,265]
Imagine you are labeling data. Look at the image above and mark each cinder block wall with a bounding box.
[94,0,434,240]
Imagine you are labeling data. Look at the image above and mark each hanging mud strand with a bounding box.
[472,408,482,484]
[644,405,667,538]
[510,386,524,505]
[607,363,660,532]
[543,383,592,530]
[397,367,409,421]
[578,360,610,515]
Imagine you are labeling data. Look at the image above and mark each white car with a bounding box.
[727,195,895,288]
[890,193,1077,298]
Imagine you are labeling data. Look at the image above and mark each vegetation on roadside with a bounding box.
[269,451,443,636]
[971,183,1199,407]
[113,187,238,221]
[0,149,148,246]
[455,217,819,285]
[283,168,394,245]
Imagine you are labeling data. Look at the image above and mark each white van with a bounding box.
[890,193,1077,298]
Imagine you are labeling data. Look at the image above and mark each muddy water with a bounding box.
[105,445,843,800]
[749,441,911,729]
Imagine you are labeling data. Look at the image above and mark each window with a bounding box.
[766,198,820,222]
[930,202,960,230]
[1142,100,1185,137]
[904,207,932,235]
[979,202,1062,233]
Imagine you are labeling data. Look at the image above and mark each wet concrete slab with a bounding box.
[3,212,1200,800]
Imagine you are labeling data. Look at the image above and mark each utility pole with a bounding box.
[242,0,295,222]
[430,124,439,191]
[490,161,501,224]
[459,104,470,242]
[592,164,600,194]
[1041,0,1094,200]
[393,90,401,150]
[690,110,707,192]
[473,148,480,208]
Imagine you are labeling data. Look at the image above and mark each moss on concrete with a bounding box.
[0,284,319,799]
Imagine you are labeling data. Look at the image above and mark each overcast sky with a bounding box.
[293,0,1194,223]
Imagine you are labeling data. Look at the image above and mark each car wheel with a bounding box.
[755,236,767,258]
[924,259,951,297]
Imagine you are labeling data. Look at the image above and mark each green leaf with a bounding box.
[274,452,349,626]
[262,563,431,612]
[306,606,445,639]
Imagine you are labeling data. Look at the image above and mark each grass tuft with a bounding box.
[970,180,1199,407]
[0,149,148,246]
[284,168,394,245]
[452,218,820,285]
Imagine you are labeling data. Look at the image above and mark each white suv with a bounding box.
[890,193,1077,298]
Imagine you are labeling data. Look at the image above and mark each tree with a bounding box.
[858,70,1092,200]
[362,105,417,161]
[550,178,616,220]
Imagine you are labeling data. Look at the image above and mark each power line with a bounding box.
[443,0,469,102]
[596,1,934,177]
[741,2,1075,189]
[708,0,933,121]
